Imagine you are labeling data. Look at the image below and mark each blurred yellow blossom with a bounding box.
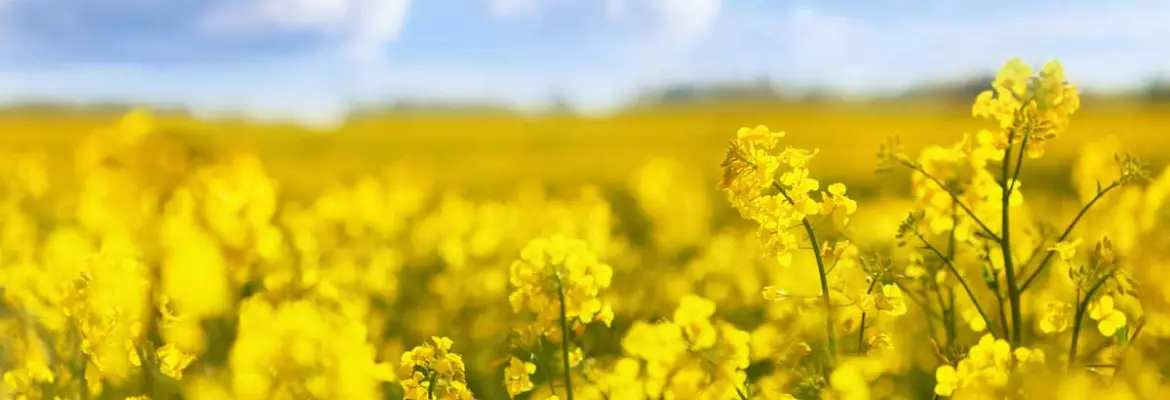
[1088,295,1128,337]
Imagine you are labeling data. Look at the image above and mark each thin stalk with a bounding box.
[68,318,90,400]
[930,283,952,346]
[1113,319,1145,382]
[914,231,996,337]
[995,290,1010,340]
[899,160,1001,242]
[991,264,1011,338]
[857,271,883,355]
[1008,136,1030,195]
[1068,271,1115,369]
[1019,182,1121,291]
[136,345,155,398]
[79,359,89,400]
[944,206,958,343]
[1001,138,1022,345]
[774,183,837,363]
[556,279,576,400]
[804,217,837,363]
[946,290,957,342]
[892,279,945,321]
[924,290,941,347]
[427,371,437,399]
[537,340,558,398]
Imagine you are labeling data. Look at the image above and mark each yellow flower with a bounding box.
[972,58,1080,158]
[964,308,987,333]
[1049,238,1084,263]
[1088,295,1128,337]
[934,365,957,396]
[509,235,614,336]
[674,295,718,350]
[1040,301,1072,334]
[397,337,473,400]
[504,356,536,397]
[761,286,789,301]
[720,126,844,275]
[905,252,927,278]
[1013,347,1046,372]
[156,343,196,380]
[736,125,786,149]
[823,183,858,226]
[877,284,907,316]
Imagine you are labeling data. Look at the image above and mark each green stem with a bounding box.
[773,182,837,364]
[892,279,945,321]
[1019,182,1121,292]
[556,279,575,400]
[1001,140,1022,345]
[804,217,838,363]
[427,371,437,399]
[914,231,996,337]
[990,257,1011,338]
[944,206,958,344]
[136,345,155,398]
[995,288,1011,340]
[924,289,942,348]
[1068,271,1115,369]
[946,290,957,343]
[930,282,952,346]
[857,272,883,355]
[1008,136,1029,195]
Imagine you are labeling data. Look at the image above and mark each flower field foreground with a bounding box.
[4,58,1170,399]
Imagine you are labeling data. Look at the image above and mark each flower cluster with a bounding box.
[908,131,1010,241]
[719,125,857,267]
[230,298,393,400]
[614,295,751,399]
[973,58,1081,157]
[509,235,615,339]
[397,337,474,400]
[934,334,1046,397]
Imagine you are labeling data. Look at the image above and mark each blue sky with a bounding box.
[0,0,1167,124]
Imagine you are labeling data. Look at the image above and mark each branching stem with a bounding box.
[1000,134,1024,345]
[1068,270,1115,369]
[898,160,1001,242]
[773,182,837,364]
[913,231,996,337]
[1020,182,1121,291]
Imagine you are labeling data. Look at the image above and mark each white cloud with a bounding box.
[0,54,355,127]
[255,0,353,28]
[602,0,722,42]
[646,0,722,44]
[696,2,1170,96]
[784,6,857,62]
[486,0,539,20]
[604,0,626,19]
[480,0,721,44]
[201,0,411,62]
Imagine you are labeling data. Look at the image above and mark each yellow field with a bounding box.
[3,60,1170,399]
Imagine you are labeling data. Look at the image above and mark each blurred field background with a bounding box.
[6,93,1170,197]
[4,78,1170,398]
[5,1,1170,399]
